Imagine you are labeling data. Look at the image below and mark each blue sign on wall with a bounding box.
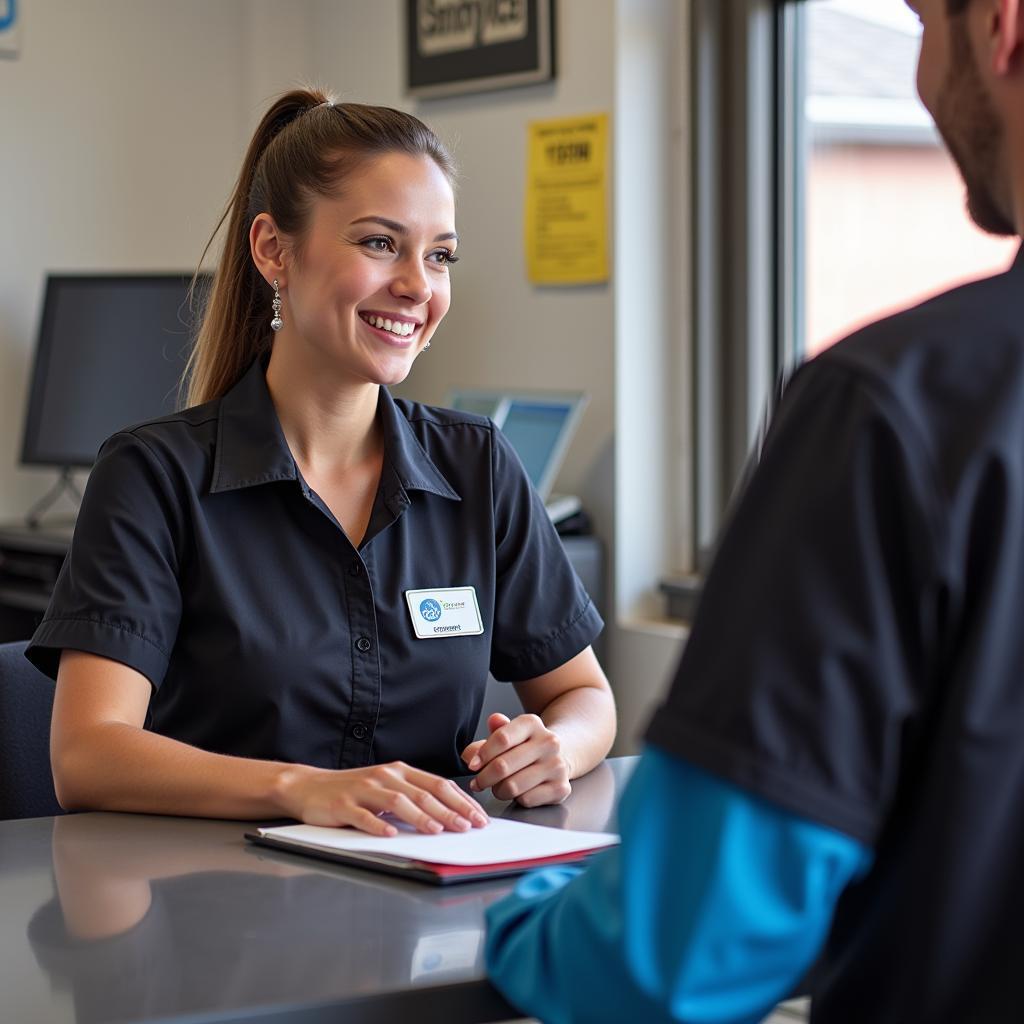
[0,0,17,33]
[0,0,20,57]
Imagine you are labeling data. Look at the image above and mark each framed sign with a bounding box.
[406,0,556,99]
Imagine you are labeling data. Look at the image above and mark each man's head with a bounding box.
[910,0,1023,236]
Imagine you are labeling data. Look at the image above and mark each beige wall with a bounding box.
[0,1,238,517]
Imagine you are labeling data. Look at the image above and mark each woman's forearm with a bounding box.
[53,720,488,834]
[541,685,617,779]
[53,720,307,819]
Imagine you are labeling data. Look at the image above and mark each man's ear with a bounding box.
[991,0,1024,76]
[250,213,287,287]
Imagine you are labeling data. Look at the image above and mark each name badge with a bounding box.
[405,587,484,639]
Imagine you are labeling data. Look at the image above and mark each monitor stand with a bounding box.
[24,466,82,531]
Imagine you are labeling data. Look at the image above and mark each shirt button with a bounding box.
[355,636,372,653]
[352,722,368,740]
[348,562,362,577]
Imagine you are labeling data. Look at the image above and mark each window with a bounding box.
[671,0,1017,617]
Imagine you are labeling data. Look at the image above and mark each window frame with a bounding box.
[661,0,803,617]
[689,0,804,563]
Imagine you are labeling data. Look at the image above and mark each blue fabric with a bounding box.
[485,747,873,1024]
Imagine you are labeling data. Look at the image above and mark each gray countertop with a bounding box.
[1,757,636,1024]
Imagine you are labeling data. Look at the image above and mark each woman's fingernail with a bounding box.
[469,778,479,791]
[468,756,481,770]
[473,813,488,827]
[428,821,443,833]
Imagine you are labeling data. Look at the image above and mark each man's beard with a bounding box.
[934,18,1017,237]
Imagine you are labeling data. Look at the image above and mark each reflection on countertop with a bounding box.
[7,757,635,1024]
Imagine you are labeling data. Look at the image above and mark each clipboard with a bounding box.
[244,832,604,885]
[244,817,619,886]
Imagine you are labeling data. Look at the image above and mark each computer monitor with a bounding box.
[20,273,208,468]
[447,389,587,502]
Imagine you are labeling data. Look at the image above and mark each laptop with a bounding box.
[447,389,588,523]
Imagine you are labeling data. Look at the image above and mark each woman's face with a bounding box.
[281,151,457,387]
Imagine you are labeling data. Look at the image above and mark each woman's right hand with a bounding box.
[276,761,490,836]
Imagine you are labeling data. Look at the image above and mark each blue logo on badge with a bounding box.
[419,598,443,622]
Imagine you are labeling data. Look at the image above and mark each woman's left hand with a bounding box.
[461,713,571,807]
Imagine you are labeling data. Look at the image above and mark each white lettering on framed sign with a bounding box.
[406,0,555,99]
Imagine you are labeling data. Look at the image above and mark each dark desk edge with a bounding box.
[148,980,520,1024]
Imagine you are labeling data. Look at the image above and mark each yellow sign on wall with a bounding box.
[525,113,609,285]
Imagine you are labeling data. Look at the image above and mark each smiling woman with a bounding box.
[26,87,616,836]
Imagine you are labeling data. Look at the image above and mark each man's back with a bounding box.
[716,251,1024,1019]
[804,252,1024,1020]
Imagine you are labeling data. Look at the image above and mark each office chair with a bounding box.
[0,641,63,819]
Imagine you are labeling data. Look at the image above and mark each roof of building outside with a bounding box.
[808,5,936,144]
[809,6,919,101]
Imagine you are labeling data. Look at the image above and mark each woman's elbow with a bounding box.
[50,731,105,811]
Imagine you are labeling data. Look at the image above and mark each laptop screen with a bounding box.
[447,389,586,501]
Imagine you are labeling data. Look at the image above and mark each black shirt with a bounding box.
[647,246,1024,1022]
[27,360,602,777]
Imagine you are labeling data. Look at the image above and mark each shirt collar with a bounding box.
[210,359,297,493]
[210,359,460,503]
[376,386,461,503]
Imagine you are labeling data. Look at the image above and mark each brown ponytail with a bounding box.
[185,86,456,407]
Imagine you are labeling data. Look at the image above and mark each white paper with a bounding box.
[257,816,619,866]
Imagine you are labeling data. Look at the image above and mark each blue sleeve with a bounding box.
[485,746,873,1024]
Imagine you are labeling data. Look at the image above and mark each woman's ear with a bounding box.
[991,0,1024,76]
[250,213,288,287]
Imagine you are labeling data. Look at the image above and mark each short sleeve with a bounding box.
[645,359,945,845]
[26,431,185,688]
[487,426,603,681]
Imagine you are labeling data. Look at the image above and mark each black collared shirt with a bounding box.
[27,360,602,777]
[646,246,1024,1021]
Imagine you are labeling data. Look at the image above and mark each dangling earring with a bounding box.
[270,279,284,332]
[423,340,431,350]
